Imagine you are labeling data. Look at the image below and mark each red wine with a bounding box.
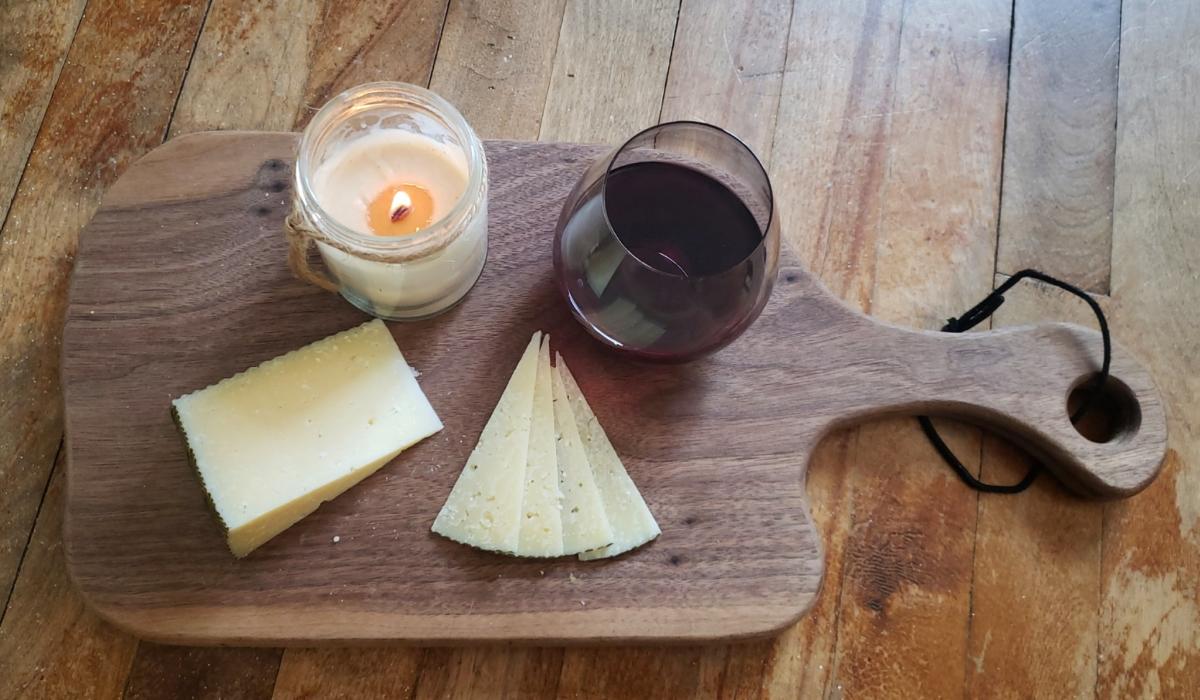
[554,160,773,360]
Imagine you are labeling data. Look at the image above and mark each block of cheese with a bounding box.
[171,319,442,558]
[557,355,660,560]
[551,359,614,554]
[516,335,565,556]
[431,332,541,554]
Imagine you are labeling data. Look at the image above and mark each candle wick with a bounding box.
[390,190,413,223]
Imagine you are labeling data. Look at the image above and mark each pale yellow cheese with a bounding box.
[432,332,540,553]
[515,335,565,557]
[551,360,614,554]
[557,355,660,560]
[172,319,442,558]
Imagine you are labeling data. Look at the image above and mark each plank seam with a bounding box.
[1103,0,1126,301]
[535,0,580,141]
[990,0,1020,300]
[0,437,63,629]
[761,0,796,170]
[118,640,143,699]
[424,0,456,88]
[0,1,89,236]
[654,0,686,123]
[163,0,215,140]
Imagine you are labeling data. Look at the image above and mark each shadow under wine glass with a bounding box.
[552,121,781,362]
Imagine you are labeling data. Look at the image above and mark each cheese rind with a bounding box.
[557,355,660,560]
[432,332,541,553]
[515,335,565,557]
[552,361,614,554]
[171,319,442,557]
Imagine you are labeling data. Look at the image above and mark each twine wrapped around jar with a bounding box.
[284,200,465,294]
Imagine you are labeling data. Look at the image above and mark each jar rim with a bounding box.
[294,81,486,255]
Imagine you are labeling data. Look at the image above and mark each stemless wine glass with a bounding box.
[553,121,780,361]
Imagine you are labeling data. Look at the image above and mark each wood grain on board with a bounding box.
[0,0,86,225]
[61,132,1162,645]
[995,0,1121,294]
[1102,0,1200,695]
[0,2,209,694]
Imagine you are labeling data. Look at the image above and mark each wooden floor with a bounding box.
[1,0,1196,697]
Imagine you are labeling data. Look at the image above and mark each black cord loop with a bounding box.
[919,269,1112,494]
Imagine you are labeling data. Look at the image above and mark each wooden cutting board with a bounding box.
[62,131,1167,646]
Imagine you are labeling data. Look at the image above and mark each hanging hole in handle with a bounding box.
[1067,373,1142,443]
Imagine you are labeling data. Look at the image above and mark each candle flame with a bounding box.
[389,190,413,222]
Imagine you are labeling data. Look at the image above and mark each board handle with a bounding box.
[838,318,1167,498]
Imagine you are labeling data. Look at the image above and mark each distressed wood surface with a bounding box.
[0,0,1196,696]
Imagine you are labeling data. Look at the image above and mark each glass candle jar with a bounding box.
[288,82,488,321]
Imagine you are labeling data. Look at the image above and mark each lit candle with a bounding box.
[290,83,487,321]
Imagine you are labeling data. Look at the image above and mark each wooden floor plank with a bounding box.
[0,0,209,671]
[761,0,906,695]
[0,456,138,699]
[413,648,564,699]
[538,0,679,143]
[659,0,791,156]
[169,0,450,137]
[124,646,281,700]
[429,0,567,140]
[1100,0,1200,696]
[995,0,1121,293]
[966,277,1110,698]
[273,649,424,699]
[967,1,1122,689]
[0,0,86,227]
[834,0,1013,693]
[768,0,1014,696]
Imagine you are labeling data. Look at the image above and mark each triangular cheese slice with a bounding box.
[432,332,541,553]
[552,360,614,554]
[515,335,564,557]
[557,355,660,560]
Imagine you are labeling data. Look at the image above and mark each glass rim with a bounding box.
[294,81,486,255]
[598,120,776,279]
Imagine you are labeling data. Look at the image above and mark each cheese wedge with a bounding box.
[171,319,442,557]
[516,335,565,557]
[552,359,614,554]
[432,332,541,553]
[557,355,660,560]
